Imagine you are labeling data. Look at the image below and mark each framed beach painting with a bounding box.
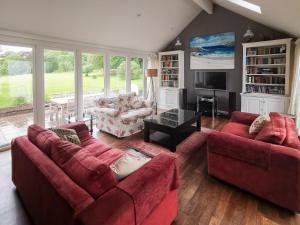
[190,32,235,69]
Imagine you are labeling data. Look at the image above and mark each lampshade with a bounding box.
[146,69,158,77]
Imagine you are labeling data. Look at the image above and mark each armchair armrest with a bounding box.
[142,99,153,108]
[230,111,259,125]
[207,131,271,169]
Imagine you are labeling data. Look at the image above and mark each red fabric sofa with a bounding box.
[11,122,179,225]
[207,111,300,212]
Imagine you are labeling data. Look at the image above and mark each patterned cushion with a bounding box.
[50,128,81,145]
[118,93,138,112]
[249,114,270,134]
[130,99,143,109]
[98,108,120,117]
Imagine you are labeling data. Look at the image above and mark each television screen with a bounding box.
[194,71,227,90]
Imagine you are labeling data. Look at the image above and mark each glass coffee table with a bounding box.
[143,109,201,152]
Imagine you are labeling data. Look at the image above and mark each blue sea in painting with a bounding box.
[190,32,235,56]
[190,32,235,69]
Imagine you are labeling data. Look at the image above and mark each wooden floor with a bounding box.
[0,116,299,225]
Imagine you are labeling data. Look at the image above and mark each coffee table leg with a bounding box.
[144,123,150,142]
[196,115,201,131]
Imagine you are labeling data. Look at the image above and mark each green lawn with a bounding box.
[0,71,143,108]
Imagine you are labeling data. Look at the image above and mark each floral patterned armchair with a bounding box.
[95,92,153,138]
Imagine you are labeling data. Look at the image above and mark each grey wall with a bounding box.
[164,5,290,111]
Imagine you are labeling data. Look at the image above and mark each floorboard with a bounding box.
[0,116,299,225]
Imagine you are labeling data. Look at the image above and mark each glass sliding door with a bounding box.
[44,49,75,127]
[0,44,33,148]
[82,52,104,114]
[130,57,144,97]
[109,55,126,96]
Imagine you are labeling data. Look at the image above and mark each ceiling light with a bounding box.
[226,0,261,14]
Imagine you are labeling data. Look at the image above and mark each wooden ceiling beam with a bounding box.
[192,0,214,14]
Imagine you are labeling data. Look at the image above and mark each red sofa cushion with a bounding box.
[61,150,117,199]
[222,122,256,139]
[255,112,286,145]
[50,139,82,166]
[28,124,60,156]
[283,117,300,150]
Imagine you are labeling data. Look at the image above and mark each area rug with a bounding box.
[126,127,214,168]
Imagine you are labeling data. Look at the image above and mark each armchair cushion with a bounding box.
[255,112,286,145]
[120,108,152,124]
[97,108,120,117]
[222,122,256,139]
[208,131,271,169]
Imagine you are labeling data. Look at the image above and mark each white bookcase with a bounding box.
[241,38,293,114]
[158,50,184,109]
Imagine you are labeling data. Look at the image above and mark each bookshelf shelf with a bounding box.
[241,38,293,114]
[158,50,184,109]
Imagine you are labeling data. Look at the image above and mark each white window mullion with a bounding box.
[34,45,45,126]
[126,56,131,93]
[104,52,110,97]
[143,57,148,99]
[75,50,83,119]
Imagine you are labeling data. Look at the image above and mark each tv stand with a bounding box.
[196,95,218,118]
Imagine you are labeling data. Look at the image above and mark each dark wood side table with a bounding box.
[143,109,201,152]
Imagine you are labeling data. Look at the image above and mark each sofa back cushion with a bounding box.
[283,117,300,150]
[50,139,117,198]
[28,124,60,156]
[61,150,117,198]
[50,139,82,166]
[255,112,286,145]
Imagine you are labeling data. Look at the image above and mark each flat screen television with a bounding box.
[194,71,227,90]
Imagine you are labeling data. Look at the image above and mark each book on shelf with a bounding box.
[160,55,178,61]
[245,84,285,95]
[246,46,286,56]
[247,67,285,75]
[246,57,286,65]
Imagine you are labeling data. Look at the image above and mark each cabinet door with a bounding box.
[264,98,286,114]
[159,89,167,106]
[242,97,262,114]
[166,90,178,108]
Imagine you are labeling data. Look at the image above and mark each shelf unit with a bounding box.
[158,50,184,109]
[241,38,293,114]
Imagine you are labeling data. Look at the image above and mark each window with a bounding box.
[82,52,104,113]
[109,55,126,96]
[0,44,33,147]
[44,49,75,127]
[130,57,144,97]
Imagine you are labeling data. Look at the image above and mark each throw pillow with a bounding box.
[255,112,286,145]
[50,128,81,145]
[249,114,270,134]
[110,154,151,180]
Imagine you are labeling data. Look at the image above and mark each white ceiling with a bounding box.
[0,0,299,53]
[0,0,201,52]
[214,0,300,38]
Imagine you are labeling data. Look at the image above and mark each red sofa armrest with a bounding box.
[11,137,94,221]
[75,188,135,225]
[117,153,179,225]
[76,153,179,225]
[207,131,271,169]
[230,111,259,125]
